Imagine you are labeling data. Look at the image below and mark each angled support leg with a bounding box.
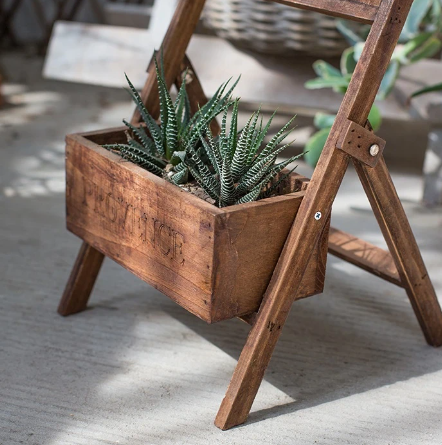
[215,218,332,430]
[58,242,105,316]
[215,0,415,429]
[354,158,442,346]
[215,288,297,430]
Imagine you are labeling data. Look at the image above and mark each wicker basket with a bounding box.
[202,0,353,57]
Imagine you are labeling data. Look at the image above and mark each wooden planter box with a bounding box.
[65,127,329,323]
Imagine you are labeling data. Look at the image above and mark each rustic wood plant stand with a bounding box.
[58,0,442,430]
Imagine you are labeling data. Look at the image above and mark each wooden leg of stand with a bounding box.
[355,158,442,346]
[215,218,331,430]
[215,286,296,430]
[58,242,105,316]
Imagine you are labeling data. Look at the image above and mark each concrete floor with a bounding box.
[1,52,442,445]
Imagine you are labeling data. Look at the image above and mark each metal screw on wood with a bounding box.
[370,144,380,157]
[314,212,322,220]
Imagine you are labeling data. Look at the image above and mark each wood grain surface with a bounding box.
[65,129,328,323]
[57,241,105,316]
[268,0,380,23]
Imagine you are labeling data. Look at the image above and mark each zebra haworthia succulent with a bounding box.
[183,103,302,208]
[103,57,239,185]
[103,59,303,208]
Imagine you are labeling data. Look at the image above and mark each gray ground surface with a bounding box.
[1,53,442,445]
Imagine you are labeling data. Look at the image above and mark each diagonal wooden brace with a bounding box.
[336,120,386,168]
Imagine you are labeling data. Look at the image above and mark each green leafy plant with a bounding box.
[180,102,301,207]
[411,82,442,99]
[104,59,238,184]
[303,0,442,167]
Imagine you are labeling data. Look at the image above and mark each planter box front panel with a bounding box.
[66,133,217,321]
[66,129,328,323]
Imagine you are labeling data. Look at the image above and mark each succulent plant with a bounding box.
[103,58,239,184]
[103,59,303,208]
[182,102,302,207]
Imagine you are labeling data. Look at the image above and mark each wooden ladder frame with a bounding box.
[58,0,442,431]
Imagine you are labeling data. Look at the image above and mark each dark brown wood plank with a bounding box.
[215,0,414,430]
[268,0,379,23]
[328,227,402,287]
[58,242,105,316]
[131,0,207,123]
[77,126,127,145]
[354,158,442,346]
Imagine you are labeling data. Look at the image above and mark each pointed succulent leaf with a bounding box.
[238,140,294,193]
[124,74,164,157]
[123,119,156,155]
[105,142,166,170]
[220,157,236,206]
[204,123,223,175]
[154,60,178,159]
[248,115,265,164]
[170,150,187,166]
[174,68,189,110]
[174,160,188,172]
[182,88,192,130]
[175,72,189,135]
[126,139,167,168]
[259,166,297,200]
[253,110,277,152]
[271,152,304,176]
[185,101,231,151]
[119,147,164,176]
[169,168,188,185]
[235,181,263,205]
[199,130,220,176]
[217,76,241,110]
[219,107,230,157]
[164,92,178,159]
[153,58,168,145]
[228,99,240,160]
[245,108,261,164]
[231,112,254,181]
[199,79,229,116]
[183,81,228,138]
[256,115,296,163]
[187,164,220,202]
[187,145,219,192]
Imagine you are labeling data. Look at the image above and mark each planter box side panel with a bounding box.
[211,190,327,322]
[65,134,217,322]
